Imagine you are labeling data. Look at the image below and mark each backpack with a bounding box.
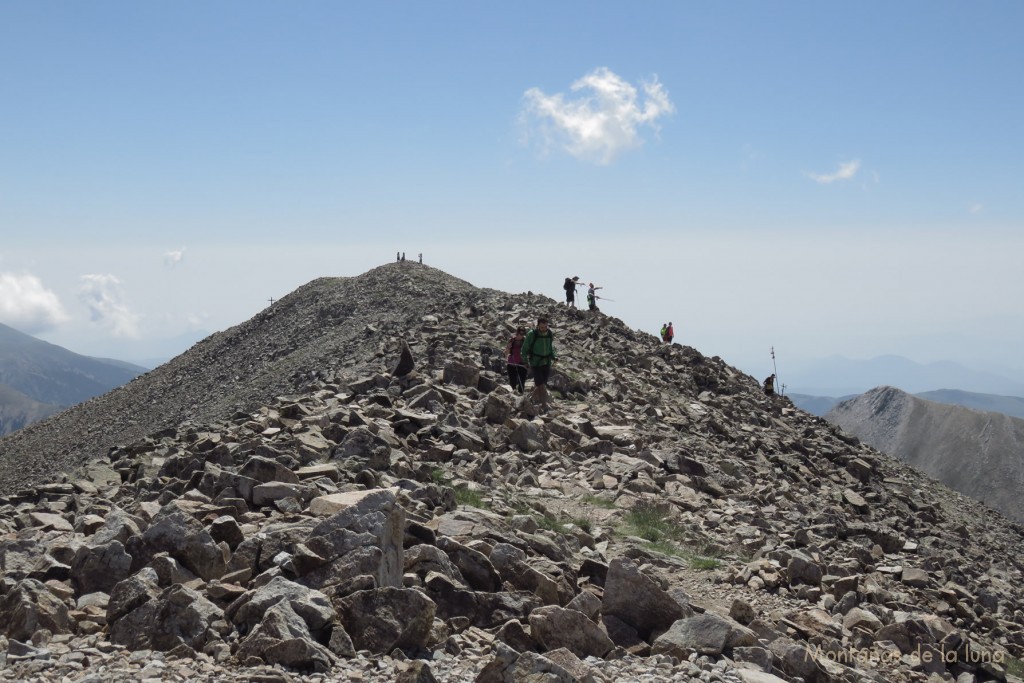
[563,278,574,292]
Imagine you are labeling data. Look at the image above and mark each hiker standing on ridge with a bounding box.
[660,323,668,342]
[665,322,674,344]
[763,374,776,396]
[587,283,602,312]
[504,326,528,394]
[523,316,556,407]
[563,276,580,308]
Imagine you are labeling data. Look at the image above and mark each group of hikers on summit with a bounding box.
[563,276,604,312]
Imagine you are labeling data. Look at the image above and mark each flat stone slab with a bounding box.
[309,487,400,517]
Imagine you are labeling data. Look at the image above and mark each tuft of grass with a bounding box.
[535,513,567,533]
[623,501,675,543]
[581,494,617,510]
[430,467,448,484]
[571,516,593,534]
[687,555,722,571]
[620,501,722,570]
[454,487,489,509]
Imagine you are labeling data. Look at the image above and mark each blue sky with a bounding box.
[1,3,1022,386]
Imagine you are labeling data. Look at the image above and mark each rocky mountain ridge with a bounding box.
[826,386,1024,524]
[1,262,1023,683]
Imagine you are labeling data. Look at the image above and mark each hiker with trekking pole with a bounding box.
[523,316,557,408]
[587,283,613,312]
[505,326,529,393]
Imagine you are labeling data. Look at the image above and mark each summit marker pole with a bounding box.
[770,346,780,396]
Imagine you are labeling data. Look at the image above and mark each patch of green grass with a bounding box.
[620,501,722,570]
[506,499,594,536]
[687,555,723,571]
[581,494,617,510]
[623,501,675,543]
[1006,655,1024,678]
[430,467,448,484]
[454,487,489,509]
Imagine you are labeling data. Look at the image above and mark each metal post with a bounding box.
[770,346,780,396]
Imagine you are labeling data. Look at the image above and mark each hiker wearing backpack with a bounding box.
[523,316,557,406]
[504,326,528,393]
[665,322,674,344]
[763,374,776,396]
[660,324,667,342]
[563,276,580,308]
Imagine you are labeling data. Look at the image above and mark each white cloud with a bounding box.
[969,202,984,214]
[522,67,675,165]
[807,159,861,184]
[163,249,185,267]
[0,272,69,333]
[78,274,140,338]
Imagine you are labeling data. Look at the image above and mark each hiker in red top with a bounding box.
[504,327,528,393]
[665,322,674,344]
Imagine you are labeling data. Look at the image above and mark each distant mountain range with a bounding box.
[0,322,147,436]
[825,386,1024,524]
[791,387,1024,421]
[785,354,1024,397]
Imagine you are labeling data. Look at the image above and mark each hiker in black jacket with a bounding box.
[563,276,580,308]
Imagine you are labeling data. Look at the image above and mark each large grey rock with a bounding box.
[404,543,466,585]
[71,539,133,595]
[238,454,301,485]
[392,340,415,377]
[651,612,758,658]
[305,487,404,589]
[442,363,479,388]
[602,558,690,640]
[90,508,143,546]
[769,637,826,683]
[0,579,72,641]
[334,427,393,469]
[228,575,334,635]
[335,587,437,654]
[236,599,336,672]
[149,584,225,653]
[125,502,227,581]
[528,605,614,658]
[509,420,548,451]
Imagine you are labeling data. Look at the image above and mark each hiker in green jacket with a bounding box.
[523,316,556,406]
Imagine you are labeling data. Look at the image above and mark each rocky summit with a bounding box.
[1,262,1023,683]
